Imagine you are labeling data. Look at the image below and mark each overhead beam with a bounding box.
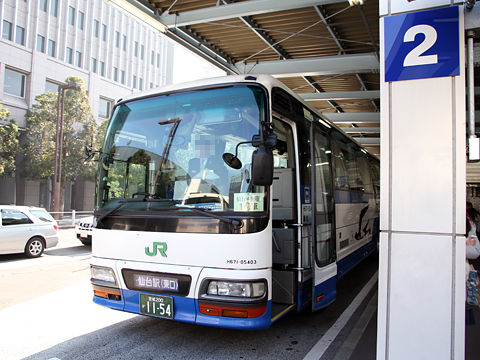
[315,5,379,112]
[324,112,380,123]
[343,127,380,133]
[300,90,380,101]
[221,0,343,113]
[159,0,345,28]
[354,137,380,146]
[235,53,379,77]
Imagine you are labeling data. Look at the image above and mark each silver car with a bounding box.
[0,206,59,258]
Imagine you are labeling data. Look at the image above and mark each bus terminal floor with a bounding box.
[59,221,479,359]
[345,258,480,360]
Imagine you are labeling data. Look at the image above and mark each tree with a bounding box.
[0,104,20,179]
[22,76,97,213]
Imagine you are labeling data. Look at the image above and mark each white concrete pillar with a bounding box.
[378,2,466,359]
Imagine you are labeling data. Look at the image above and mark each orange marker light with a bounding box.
[222,310,248,318]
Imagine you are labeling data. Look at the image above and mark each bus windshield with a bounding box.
[95,84,268,214]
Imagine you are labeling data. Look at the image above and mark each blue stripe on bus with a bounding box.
[93,295,125,311]
[94,290,272,330]
[312,275,337,311]
[195,300,272,330]
[334,189,378,204]
[337,238,376,280]
[122,289,197,323]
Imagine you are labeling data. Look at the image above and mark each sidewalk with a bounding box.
[347,257,480,360]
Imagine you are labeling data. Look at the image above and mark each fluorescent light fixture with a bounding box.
[318,118,331,128]
[348,0,364,5]
[108,0,168,33]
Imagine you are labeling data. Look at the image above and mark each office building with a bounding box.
[0,0,174,211]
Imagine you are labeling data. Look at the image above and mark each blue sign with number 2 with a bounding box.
[384,6,459,82]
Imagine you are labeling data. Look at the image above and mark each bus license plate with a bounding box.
[139,294,173,319]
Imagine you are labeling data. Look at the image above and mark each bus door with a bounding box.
[270,118,298,320]
[311,123,337,311]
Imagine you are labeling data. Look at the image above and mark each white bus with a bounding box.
[89,74,379,330]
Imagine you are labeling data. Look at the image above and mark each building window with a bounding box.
[120,70,125,84]
[151,51,154,65]
[2,21,12,41]
[140,45,144,60]
[157,53,160,68]
[134,41,138,57]
[99,61,105,76]
[65,47,73,64]
[75,51,82,68]
[50,0,58,17]
[132,75,137,88]
[68,6,75,26]
[45,80,59,93]
[113,67,118,81]
[36,35,45,52]
[115,31,120,48]
[101,24,107,41]
[15,26,25,46]
[39,0,47,12]
[91,58,97,73]
[93,20,99,37]
[122,35,127,51]
[150,82,153,89]
[4,69,26,98]
[139,78,143,91]
[48,39,56,57]
[98,98,111,119]
[78,11,84,31]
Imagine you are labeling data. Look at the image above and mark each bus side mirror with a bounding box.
[251,145,274,186]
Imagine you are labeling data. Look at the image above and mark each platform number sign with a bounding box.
[384,6,459,82]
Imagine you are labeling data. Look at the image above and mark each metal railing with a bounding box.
[48,210,93,227]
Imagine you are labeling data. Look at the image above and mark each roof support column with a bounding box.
[378,3,465,360]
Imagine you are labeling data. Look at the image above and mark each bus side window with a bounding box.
[369,159,380,194]
[333,137,365,192]
[272,118,294,169]
[332,140,349,190]
[355,150,373,194]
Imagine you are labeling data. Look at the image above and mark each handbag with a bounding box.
[466,269,478,307]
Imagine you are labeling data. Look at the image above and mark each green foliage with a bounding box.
[0,105,20,179]
[22,76,98,207]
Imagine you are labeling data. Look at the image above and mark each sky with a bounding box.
[172,43,226,84]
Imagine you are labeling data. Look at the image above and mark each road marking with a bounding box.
[303,271,378,360]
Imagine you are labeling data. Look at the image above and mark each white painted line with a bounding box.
[332,291,378,360]
[303,271,378,360]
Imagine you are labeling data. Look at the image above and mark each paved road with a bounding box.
[0,229,378,360]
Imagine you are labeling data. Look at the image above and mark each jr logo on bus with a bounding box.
[145,242,167,257]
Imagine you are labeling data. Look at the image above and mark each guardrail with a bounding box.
[48,210,93,227]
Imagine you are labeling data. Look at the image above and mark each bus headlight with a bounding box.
[91,266,117,286]
[207,281,265,298]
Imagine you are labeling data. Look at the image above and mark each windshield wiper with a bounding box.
[95,198,178,224]
[165,205,243,228]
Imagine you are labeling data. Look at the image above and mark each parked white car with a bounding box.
[0,205,59,258]
[75,216,93,246]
